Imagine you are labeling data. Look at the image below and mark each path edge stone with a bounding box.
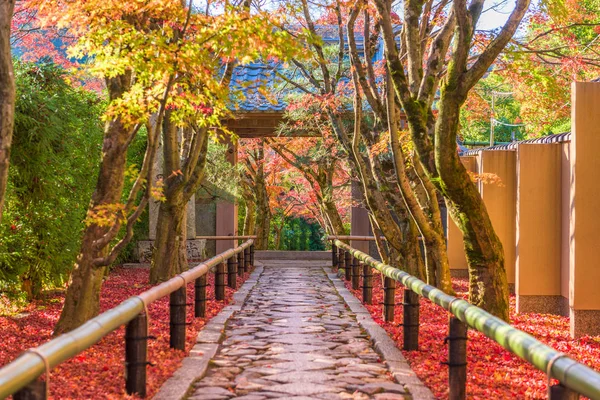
[152,263,265,400]
[326,267,435,400]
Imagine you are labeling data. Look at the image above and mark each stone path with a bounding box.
[186,261,414,400]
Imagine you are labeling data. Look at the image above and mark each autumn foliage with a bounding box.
[0,267,251,399]
[344,275,600,399]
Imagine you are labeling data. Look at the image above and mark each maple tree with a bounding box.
[148,4,301,282]
[375,0,531,320]
[460,1,600,140]
[27,0,207,332]
[277,0,431,283]
[501,0,600,135]
[266,135,349,237]
[240,139,272,250]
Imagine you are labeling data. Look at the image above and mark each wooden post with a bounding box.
[549,384,579,400]
[244,247,250,272]
[227,256,237,289]
[447,316,467,400]
[332,243,338,268]
[403,288,420,350]
[237,250,244,276]
[250,244,255,266]
[383,277,396,322]
[215,262,226,301]
[344,251,352,281]
[14,381,46,400]
[194,275,207,318]
[169,286,186,350]
[337,247,344,271]
[362,263,373,304]
[234,250,242,277]
[125,312,148,397]
[352,256,360,290]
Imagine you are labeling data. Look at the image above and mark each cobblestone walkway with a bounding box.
[187,262,411,400]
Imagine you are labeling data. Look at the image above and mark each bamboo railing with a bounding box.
[0,240,255,399]
[331,239,600,400]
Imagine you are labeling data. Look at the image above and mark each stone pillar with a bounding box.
[569,82,600,337]
[515,143,564,314]
[447,156,478,278]
[351,180,370,254]
[480,150,517,292]
[215,140,238,254]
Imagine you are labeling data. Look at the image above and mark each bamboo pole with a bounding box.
[333,239,600,399]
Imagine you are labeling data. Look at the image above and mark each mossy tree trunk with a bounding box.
[374,0,530,320]
[150,116,209,283]
[55,75,136,334]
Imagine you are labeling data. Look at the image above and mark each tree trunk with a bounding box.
[254,142,270,250]
[150,118,208,283]
[322,199,346,236]
[243,200,256,236]
[150,195,186,282]
[435,94,509,320]
[274,224,283,249]
[0,0,16,225]
[54,74,134,334]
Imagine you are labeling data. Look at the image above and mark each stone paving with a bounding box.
[187,261,412,400]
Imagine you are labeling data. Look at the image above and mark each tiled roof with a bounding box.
[229,62,287,113]
[229,25,383,113]
[461,132,571,156]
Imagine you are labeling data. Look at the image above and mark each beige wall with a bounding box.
[447,156,479,271]
[515,144,562,297]
[560,142,571,300]
[570,82,600,310]
[480,150,517,286]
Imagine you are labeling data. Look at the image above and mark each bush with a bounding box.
[0,61,104,299]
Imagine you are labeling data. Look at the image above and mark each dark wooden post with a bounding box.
[337,247,344,271]
[447,316,467,400]
[215,262,226,301]
[403,288,420,350]
[250,244,255,266]
[234,250,243,277]
[244,247,250,272]
[237,250,244,275]
[125,312,148,397]
[194,275,207,318]
[549,384,579,400]
[383,277,396,322]
[169,286,186,350]
[332,242,338,268]
[14,381,46,400]
[344,251,352,281]
[362,263,373,304]
[227,256,237,289]
[352,256,360,290]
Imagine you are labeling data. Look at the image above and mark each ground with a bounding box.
[344,274,600,399]
[0,267,249,399]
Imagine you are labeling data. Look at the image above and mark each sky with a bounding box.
[478,0,525,31]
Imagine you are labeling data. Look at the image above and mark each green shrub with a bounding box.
[0,61,104,299]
